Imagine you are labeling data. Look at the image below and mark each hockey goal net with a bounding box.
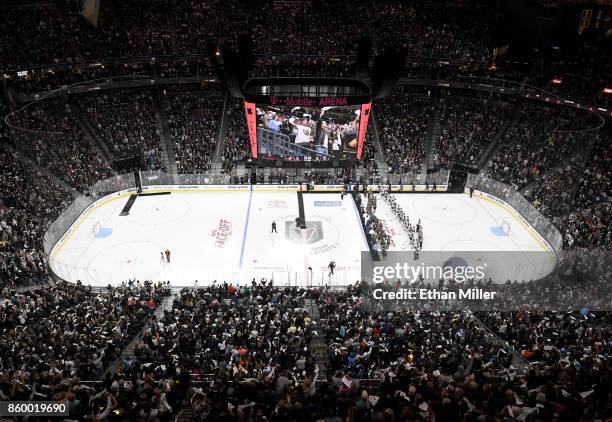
[500,220,511,236]
[92,221,102,238]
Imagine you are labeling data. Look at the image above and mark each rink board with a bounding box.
[49,186,553,286]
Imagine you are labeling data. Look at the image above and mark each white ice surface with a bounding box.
[49,190,554,286]
[50,190,367,286]
[371,193,555,282]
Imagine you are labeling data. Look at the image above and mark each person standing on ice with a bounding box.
[271,221,277,233]
[160,252,165,265]
[328,261,336,276]
[165,249,171,263]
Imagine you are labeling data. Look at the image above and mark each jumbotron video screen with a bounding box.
[244,101,371,161]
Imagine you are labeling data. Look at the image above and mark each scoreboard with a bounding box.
[242,78,372,163]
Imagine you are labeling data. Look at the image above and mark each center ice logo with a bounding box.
[285,220,324,244]
[212,219,232,248]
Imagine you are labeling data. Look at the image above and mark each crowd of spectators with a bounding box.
[251,1,366,56]
[1,1,490,69]
[318,282,611,421]
[526,157,584,217]
[2,0,609,122]
[377,95,431,174]
[0,280,173,418]
[73,0,174,60]
[572,134,612,210]
[521,131,598,217]
[2,0,609,116]
[165,93,222,173]
[0,145,71,287]
[222,100,250,173]
[527,44,612,108]
[4,97,113,191]
[475,308,611,414]
[552,133,612,250]
[1,0,364,71]
[0,6,78,71]
[0,275,608,421]
[360,137,379,174]
[556,203,611,250]
[81,89,165,170]
[372,1,496,61]
[485,102,600,190]
[112,283,323,420]
[250,58,356,78]
[173,0,247,55]
[434,98,507,168]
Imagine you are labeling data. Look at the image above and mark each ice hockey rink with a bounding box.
[48,187,555,286]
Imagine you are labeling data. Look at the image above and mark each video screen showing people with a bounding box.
[256,105,361,161]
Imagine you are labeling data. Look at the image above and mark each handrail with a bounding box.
[14,76,219,103]
[2,54,211,73]
[397,76,610,119]
[467,310,532,370]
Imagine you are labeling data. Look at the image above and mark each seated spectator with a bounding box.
[434,97,506,168]
[81,89,165,171]
[165,93,222,173]
[377,95,431,174]
[4,98,112,191]
[222,100,250,173]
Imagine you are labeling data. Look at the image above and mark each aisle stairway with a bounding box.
[468,312,531,371]
[103,293,175,378]
[213,92,230,164]
[304,298,331,378]
[421,95,440,179]
[369,108,389,179]
[69,102,115,165]
[477,103,520,169]
[2,142,80,198]
[152,98,176,174]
